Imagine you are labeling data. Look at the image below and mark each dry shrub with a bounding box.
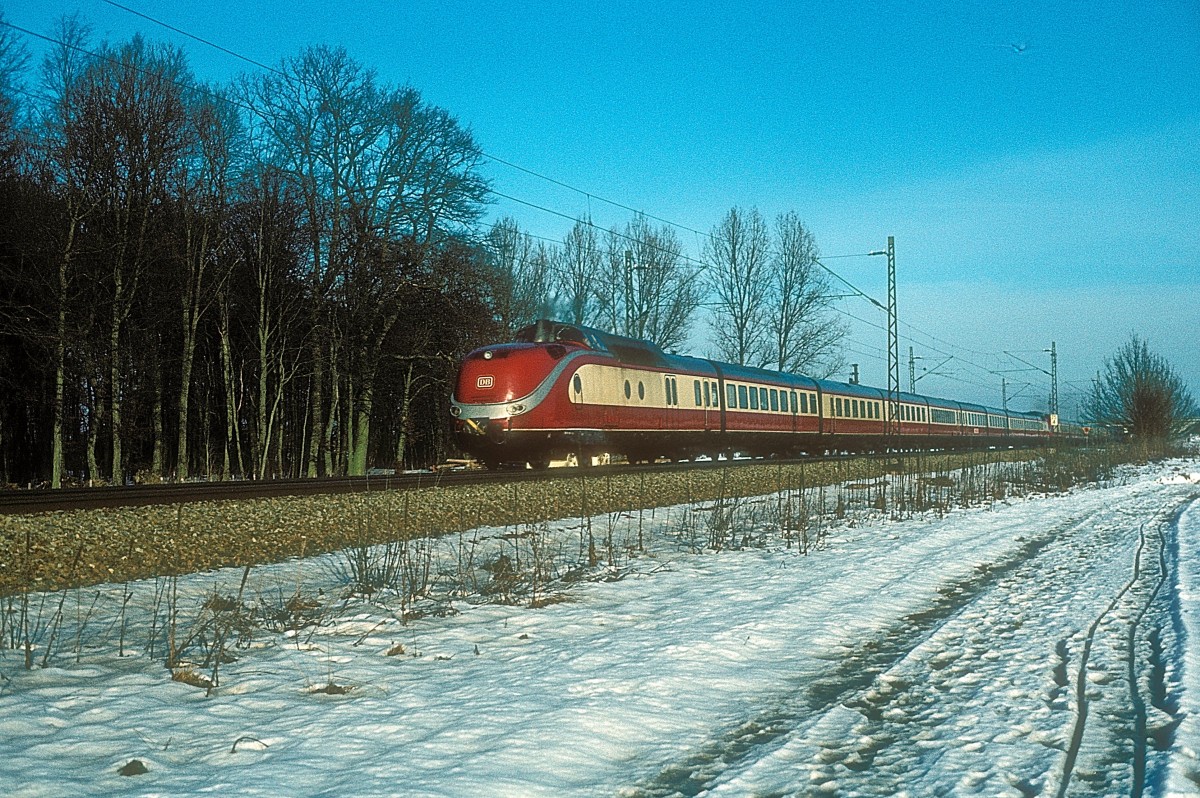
[171,666,213,689]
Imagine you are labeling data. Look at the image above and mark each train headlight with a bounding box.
[483,350,494,360]
[507,403,526,416]
[450,405,461,417]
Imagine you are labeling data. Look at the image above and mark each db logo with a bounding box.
[476,375,495,389]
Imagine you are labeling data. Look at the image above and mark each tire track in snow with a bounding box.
[1125,512,1174,798]
[631,488,1194,797]
[627,508,1111,798]
[783,503,1155,798]
[1053,501,1189,798]
[1055,522,1148,798]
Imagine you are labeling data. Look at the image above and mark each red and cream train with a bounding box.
[451,320,1085,468]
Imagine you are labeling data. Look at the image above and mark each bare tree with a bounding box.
[485,217,555,333]
[596,216,699,351]
[64,36,193,484]
[26,15,97,488]
[554,218,601,326]
[1085,335,1197,444]
[240,45,377,476]
[227,163,305,478]
[768,212,845,377]
[241,46,488,475]
[0,9,28,170]
[705,207,771,366]
[170,88,240,479]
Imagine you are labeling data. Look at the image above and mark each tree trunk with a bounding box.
[151,354,164,478]
[349,383,373,476]
[85,374,102,486]
[306,335,324,477]
[176,338,195,480]
[51,308,66,489]
[394,363,417,469]
[109,305,123,486]
[219,314,242,480]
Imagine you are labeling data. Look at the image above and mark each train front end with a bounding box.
[450,321,596,467]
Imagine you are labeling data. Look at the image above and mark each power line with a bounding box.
[100,0,283,77]
[0,19,254,116]
[490,189,706,269]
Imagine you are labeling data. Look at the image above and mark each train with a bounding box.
[450,319,1089,468]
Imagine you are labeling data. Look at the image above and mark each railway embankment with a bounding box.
[0,448,1121,595]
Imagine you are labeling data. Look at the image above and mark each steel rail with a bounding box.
[0,446,1055,516]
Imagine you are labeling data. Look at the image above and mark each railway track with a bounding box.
[0,449,1027,515]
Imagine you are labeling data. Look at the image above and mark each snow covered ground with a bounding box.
[2,458,1199,797]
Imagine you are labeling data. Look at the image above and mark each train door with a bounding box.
[570,369,586,427]
[662,374,678,432]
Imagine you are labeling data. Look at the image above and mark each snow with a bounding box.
[2,457,1199,796]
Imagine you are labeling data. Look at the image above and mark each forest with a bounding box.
[0,16,842,486]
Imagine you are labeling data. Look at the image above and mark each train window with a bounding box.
[624,380,631,400]
[835,397,843,416]
[931,408,955,424]
[711,382,719,405]
[759,387,768,409]
[638,381,645,400]
[749,387,759,410]
[770,389,779,411]
[738,384,748,409]
[728,384,737,408]
[792,391,800,413]
[573,374,582,394]
[799,393,807,414]
[812,394,819,414]
[694,380,702,406]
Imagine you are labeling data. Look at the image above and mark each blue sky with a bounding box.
[9,0,1200,412]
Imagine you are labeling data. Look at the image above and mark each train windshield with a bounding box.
[514,320,595,348]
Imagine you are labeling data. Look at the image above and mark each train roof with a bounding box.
[515,321,1052,421]
[718,361,820,389]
